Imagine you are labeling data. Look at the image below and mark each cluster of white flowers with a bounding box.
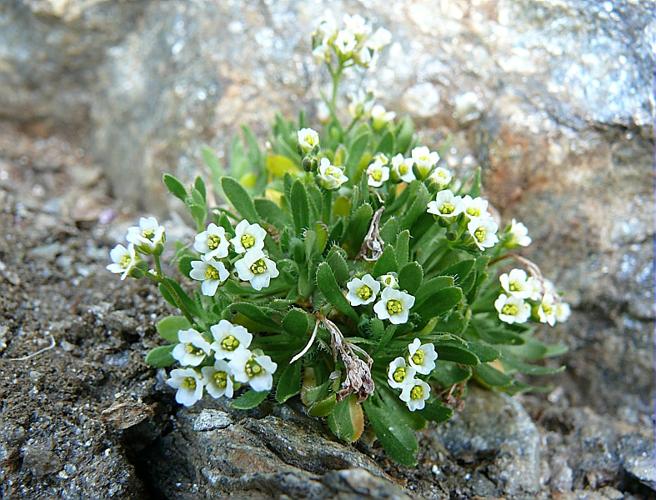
[107,216,166,279]
[427,189,500,251]
[387,338,438,411]
[494,268,571,326]
[312,14,391,70]
[167,320,278,407]
[190,220,279,294]
[365,146,443,188]
[345,273,415,324]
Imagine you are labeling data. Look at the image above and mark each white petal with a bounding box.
[201,279,220,296]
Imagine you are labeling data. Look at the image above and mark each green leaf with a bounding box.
[276,362,302,403]
[156,316,192,343]
[282,308,310,336]
[474,363,512,387]
[398,262,423,294]
[316,263,358,321]
[145,345,175,368]
[431,362,472,386]
[395,230,410,267]
[230,303,283,332]
[327,395,365,443]
[421,401,453,423]
[377,130,395,156]
[344,203,373,257]
[468,167,482,197]
[326,246,350,284]
[266,154,299,177]
[232,390,269,409]
[372,245,398,277]
[221,176,259,221]
[436,344,480,365]
[466,342,500,363]
[441,259,475,285]
[415,287,463,319]
[255,198,289,228]
[346,132,370,179]
[290,180,310,235]
[364,399,418,466]
[379,217,400,244]
[501,354,565,376]
[308,394,337,417]
[395,116,415,154]
[194,176,206,200]
[401,182,431,229]
[414,276,454,307]
[163,173,187,202]
[160,279,200,318]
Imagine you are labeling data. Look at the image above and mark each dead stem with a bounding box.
[357,207,385,262]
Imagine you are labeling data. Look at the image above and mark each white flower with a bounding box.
[230,220,267,254]
[297,128,320,153]
[468,217,499,250]
[373,152,389,165]
[166,368,205,407]
[507,218,532,247]
[528,277,544,301]
[209,320,253,360]
[411,146,439,178]
[499,269,534,299]
[494,294,531,324]
[366,27,392,51]
[201,360,234,399]
[400,379,431,411]
[387,357,417,389]
[346,274,381,306]
[555,301,571,323]
[373,287,415,324]
[126,216,165,252]
[172,328,212,367]
[538,293,557,326]
[348,89,375,119]
[407,338,438,375]
[234,249,279,291]
[371,104,395,130]
[229,349,278,392]
[343,14,371,39]
[314,15,337,42]
[391,154,416,183]
[189,257,229,296]
[428,166,452,187]
[461,195,490,220]
[107,243,138,280]
[194,223,230,260]
[378,272,399,289]
[334,29,357,56]
[312,42,331,63]
[427,189,464,219]
[366,160,390,187]
[317,158,348,190]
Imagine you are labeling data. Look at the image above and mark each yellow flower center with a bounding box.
[213,370,228,389]
[440,202,455,214]
[249,258,267,275]
[542,303,553,315]
[356,285,372,300]
[142,228,155,240]
[412,349,425,365]
[305,135,316,146]
[207,234,221,250]
[371,169,383,182]
[220,335,240,352]
[386,299,403,315]
[241,233,256,249]
[184,343,204,356]
[393,367,407,383]
[410,385,424,400]
[245,357,263,378]
[502,304,518,316]
[119,254,132,269]
[205,265,220,280]
[182,376,197,390]
[399,164,409,175]
[509,281,521,292]
[326,166,339,176]
[474,227,486,242]
[467,207,480,217]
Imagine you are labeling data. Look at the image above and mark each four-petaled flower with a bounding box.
[387,357,416,389]
[234,249,279,291]
[494,294,531,324]
[537,293,557,326]
[429,167,452,188]
[317,158,348,190]
[210,320,253,360]
[194,223,229,260]
[189,257,229,296]
[229,350,278,392]
[297,128,320,153]
[172,328,212,367]
[555,301,571,323]
[107,244,138,280]
[407,338,438,375]
[391,154,416,183]
[166,368,204,407]
[461,195,490,220]
[371,104,396,130]
[366,160,390,187]
[427,189,464,219]
[378,273,399,289]
[400,379,431,411]
[126,216,165,252]
[507,218,532,247]
[231,220,267,254]
[468,217,499,250]
[346,274,381,306]
[411,146,439,178]
[499,268,534,300]
[201,359,235,399]
[373,287,415,324]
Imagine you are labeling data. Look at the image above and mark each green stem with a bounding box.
[322,189,332,224]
